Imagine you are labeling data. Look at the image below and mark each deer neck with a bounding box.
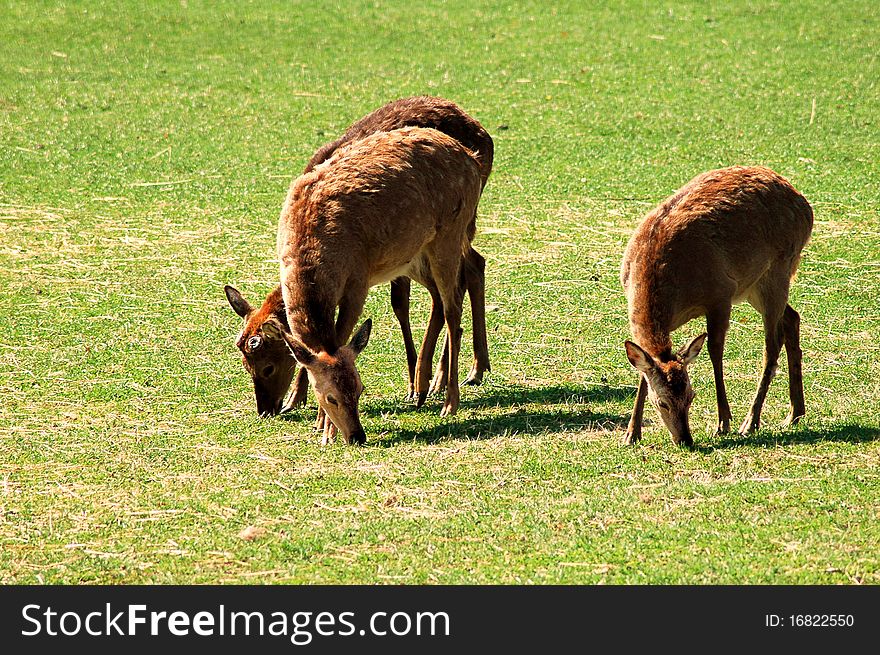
[281,270,341,355]
[263,285,290,330]
[631,300,675,363]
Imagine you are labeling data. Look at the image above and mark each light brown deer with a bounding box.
[274,127,483,445]
[620,166,813,447]
[225,96,493,417]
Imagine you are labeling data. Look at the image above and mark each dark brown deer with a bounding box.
[225,285,294,417]
[620,166,813,447]
[274,127,483,445]
[225,96,493,416]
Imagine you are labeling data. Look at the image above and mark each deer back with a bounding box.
[278,126,483,353]
[305,96,493,190]
[622,166,813,350]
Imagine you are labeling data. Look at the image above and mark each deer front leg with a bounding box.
[315,405,327,432]
[706,306,733,434]
[390,277,418,400]
[623,374,648,445]
[281,366,310,413]
[321,418,337,446]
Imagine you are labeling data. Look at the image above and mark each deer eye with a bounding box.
[247,335,263,351]
[658,401,670,411]
[326,395,339,406]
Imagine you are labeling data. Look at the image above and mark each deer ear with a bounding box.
[624,340,656,375]
[348,319,372,358]
[282,334,316,367]
[262,322,313,366]
[678,333,707,365]
[260,321,284,340]
[224,285,252,318]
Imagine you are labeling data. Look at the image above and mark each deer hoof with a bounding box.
[739,415,760,435]
[439,406,456,418]
[781,412,804,429]
[464,367,484,386]
[622,430,641,446]
[415,391,428,408]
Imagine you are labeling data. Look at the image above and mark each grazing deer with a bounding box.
[620,166,813,447]
[225,96,493,416]
[275,126,483,444]
[225,285,295,417]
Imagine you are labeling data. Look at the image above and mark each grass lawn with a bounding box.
[1,0,878,584]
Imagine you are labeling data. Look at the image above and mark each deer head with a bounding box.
[624,334,706,446]
[264,319,372,445]
[225,285,297,417]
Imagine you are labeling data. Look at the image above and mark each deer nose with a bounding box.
[348,428,366,446]
[256,394,281,418]
[671,420,694,449]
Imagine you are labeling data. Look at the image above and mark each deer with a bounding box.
[225,96,493,417]
[620,166,813,447]
[272,126,483,445]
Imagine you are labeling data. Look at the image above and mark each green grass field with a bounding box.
[1,0,878,584]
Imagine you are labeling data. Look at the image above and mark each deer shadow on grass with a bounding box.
[692,423,880,453]
[364,382,634,446]
[278,382,635,445]
[361,381,635,417]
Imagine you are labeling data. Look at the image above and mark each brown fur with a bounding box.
[308,95,494,191]
[235,285,288,349]
[621,166,813,446]
[278,127,483,444]
[227,97,493,417]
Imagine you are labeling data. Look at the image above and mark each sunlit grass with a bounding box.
[0,0,878,584]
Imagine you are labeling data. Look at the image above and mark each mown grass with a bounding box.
[1,0,878,584]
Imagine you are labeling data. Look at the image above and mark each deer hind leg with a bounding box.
[740,274,789,434]
[390,277,418,400]
[426,248,465,418]
[438,298,464,418]
[781,304,806,427]
[463,247,490,386]
[431,246,489,393]
[706,305,733,434]
[429,261,471,395]
[414,282,445,408]
[622,374,649,445]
